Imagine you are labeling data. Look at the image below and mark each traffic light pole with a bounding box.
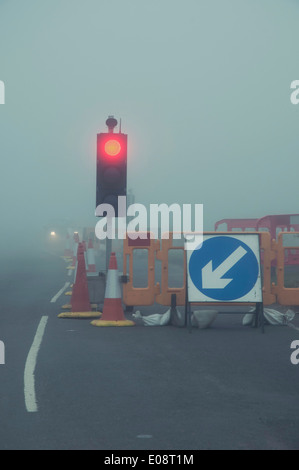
[106,236,112,273]
[96,116,128,273]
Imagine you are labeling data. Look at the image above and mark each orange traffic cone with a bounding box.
[59,243,101,319]
[91,252,135,327]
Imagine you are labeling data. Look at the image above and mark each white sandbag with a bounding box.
[242,308,295,326]
[132,309,171,326]
[263,308,295,325]
[191,310,218,329]
[242,313,255,326]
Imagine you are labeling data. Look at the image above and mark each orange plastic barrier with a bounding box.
[122,231,288,307]
[273,232,299,305]
[155,231,276,307]
[156,232,187,306]
[122,232,160,306]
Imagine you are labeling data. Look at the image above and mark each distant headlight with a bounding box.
[50,231,56,237]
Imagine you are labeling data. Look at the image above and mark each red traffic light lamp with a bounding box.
[104,139,122,157]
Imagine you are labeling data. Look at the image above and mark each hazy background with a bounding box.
[0,0,299,253]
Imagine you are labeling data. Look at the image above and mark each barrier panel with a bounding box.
[215,214,299,268]
[122,232,160,306]
[274,231,299,305]
[214,218,259,232]
[156,232,187,306]
[123,231,278,308]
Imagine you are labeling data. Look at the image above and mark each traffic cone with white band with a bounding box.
[91,252,135,327]
[87,239,96,273]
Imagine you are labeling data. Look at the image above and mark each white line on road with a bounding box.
[67,269,73,276]
[24,316,48,413]
[50,282,70,303]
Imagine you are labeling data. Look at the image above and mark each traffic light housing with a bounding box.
[96,123,127,217]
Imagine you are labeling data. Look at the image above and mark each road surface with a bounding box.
[0,249,299,450]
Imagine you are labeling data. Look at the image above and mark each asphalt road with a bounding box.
[0,249,299,450]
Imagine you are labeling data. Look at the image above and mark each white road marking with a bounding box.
[67,269,72,276]
[24,316,48,413]
[50,282,70,303]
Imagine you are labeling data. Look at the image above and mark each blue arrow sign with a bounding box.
[188,236,260,301]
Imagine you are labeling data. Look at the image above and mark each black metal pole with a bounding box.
[106,237,112,273]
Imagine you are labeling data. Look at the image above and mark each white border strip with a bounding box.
[24,316,48,413]
[50,282,70,303]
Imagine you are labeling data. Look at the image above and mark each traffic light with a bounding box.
[96,117,127,217]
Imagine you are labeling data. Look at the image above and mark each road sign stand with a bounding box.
[184,298,265,333]
[255,301,265,333]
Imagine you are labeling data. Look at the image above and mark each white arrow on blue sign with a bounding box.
[186,234,262,303]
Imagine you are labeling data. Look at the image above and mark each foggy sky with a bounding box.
[1,0,299,249]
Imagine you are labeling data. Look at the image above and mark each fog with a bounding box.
[0,0,299,256]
